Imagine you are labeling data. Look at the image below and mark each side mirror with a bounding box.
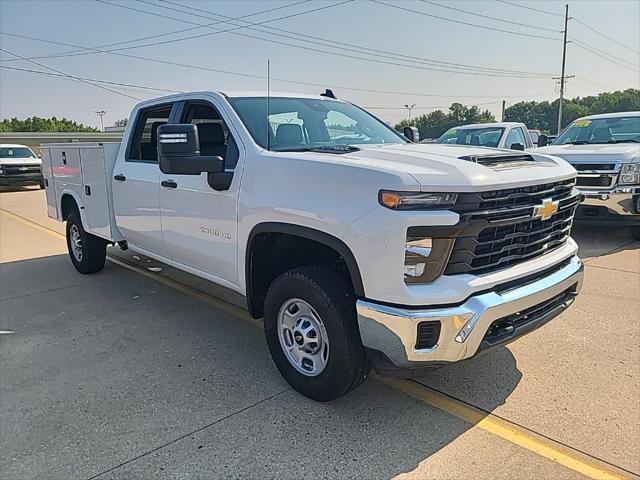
[37,153,42,159]
[157,124,224,175]
[403,126,420,143]
[510,142,525,151]
[537,134,549,147]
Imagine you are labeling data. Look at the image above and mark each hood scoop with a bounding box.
[458,153,539,171]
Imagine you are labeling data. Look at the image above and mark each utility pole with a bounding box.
[556,4,570,135]
[94,110,107,132]
[404,104,416,123]
[501,100,506,122]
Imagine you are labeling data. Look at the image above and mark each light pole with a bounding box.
[404,104,416,123]
[94,110,107,132]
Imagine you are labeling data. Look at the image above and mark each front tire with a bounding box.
[264,266,369,402]
[66,212,107,274]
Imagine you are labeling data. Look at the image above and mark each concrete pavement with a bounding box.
[1,188,638,479]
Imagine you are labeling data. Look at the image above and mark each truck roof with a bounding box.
[577,111,639,120]
[135,90,348,108]
[452,122,525,129]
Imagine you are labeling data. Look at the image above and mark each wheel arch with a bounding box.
[245,222,365,318]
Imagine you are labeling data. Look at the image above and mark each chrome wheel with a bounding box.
[69,224,83,262]
[277,298,329,377]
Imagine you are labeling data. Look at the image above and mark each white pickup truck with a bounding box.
[42,91,584,401]
[537,112,640,240]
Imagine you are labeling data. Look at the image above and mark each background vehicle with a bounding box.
[42,91,583,401]
[537,112,640,240]
[436,122,534,150]
[0,144,44,188]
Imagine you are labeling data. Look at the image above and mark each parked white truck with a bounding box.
[537,112,640,240]
[42,91,584,401]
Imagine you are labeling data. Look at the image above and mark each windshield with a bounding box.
[0,147,36,158]
[228,97,407,151]
[435,127,504,148]
[554,115,640,145]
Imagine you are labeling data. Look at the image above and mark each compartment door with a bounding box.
[41,148,59,219]
[79,148,112,239]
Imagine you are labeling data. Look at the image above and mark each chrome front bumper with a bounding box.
[357,255,583,368]
[579,187,639,216]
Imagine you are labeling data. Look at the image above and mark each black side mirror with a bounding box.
[537,134,549,147]
[403,126,420,143]
[157,124,224,175]
[510,142,525,151]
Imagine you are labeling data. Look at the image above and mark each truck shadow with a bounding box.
[1,253,522,479]
[572,223,640,259]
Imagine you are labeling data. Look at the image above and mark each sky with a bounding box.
[0,0,639,129]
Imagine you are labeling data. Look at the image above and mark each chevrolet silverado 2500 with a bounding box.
[42,91,584,401]
[537,112,640,239]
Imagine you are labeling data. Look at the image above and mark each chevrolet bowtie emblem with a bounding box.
[534,198,559,220]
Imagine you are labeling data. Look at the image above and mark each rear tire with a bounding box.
[66,212,107,274]
[264,266,369,402]
[631,226,640,241]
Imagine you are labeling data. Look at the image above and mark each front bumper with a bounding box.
[357,255,583,369]
[576,186,640,225]
[0,173,44,186]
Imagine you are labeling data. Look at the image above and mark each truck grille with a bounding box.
[576,175,615,187]
[445,179,579,275]
[3,164,41,175]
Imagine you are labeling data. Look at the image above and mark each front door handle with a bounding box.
[114,174,126,181]
[161,180,178,189]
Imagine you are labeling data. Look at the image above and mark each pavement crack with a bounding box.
[85,387,292,479]
[584,263,640,275]
[0,277,112,302]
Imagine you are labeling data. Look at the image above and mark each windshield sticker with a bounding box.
[573,120,591,127]
[445,129,457,135]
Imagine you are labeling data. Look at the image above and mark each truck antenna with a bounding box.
[267,59,271,152]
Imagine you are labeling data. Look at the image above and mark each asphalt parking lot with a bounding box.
[1,188,639,480]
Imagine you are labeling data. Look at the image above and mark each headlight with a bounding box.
[622,163,640,174]
[620,173,639,184]
[380,191,457,210]
[0,165,4,174]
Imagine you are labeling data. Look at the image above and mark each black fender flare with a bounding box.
[245,222,365,317]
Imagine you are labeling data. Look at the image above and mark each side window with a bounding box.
[183,103,238,168]
[128,104,173,162]
[505,127,526,149]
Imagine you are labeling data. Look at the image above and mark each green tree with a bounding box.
[0,116,97,132]
[395,103,496,140]
[113,118,128,127]
[504,89,640,133]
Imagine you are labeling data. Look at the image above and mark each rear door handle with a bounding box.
[161,180,178,189]
[114,174,126,181]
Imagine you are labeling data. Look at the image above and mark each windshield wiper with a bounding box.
[274,145,361,154]
[607,139,640,143]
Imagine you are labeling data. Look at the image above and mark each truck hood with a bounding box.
[0,156,41,165]
[536,143,640,164]
[288,143,576,191]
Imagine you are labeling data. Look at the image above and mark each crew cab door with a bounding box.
[113,102,176,256]
[158,99,242,288]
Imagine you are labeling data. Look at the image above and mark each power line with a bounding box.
[418,0,561,33]
[85,0,552,78]
[0,65,181,93]
[570,38,640,73]
[496,0,563,17]
[153,0,553,76]
[371,0,561,41]
[572,16,640,55]
[0,0,555,78]
[0,47,142,101]
[0,32,553,101]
